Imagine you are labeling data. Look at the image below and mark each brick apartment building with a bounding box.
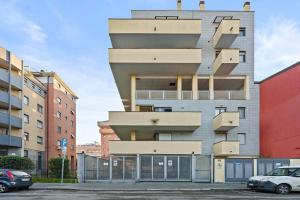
[33,71,78,171]
[260,62,300,158]
[76,142,101,157]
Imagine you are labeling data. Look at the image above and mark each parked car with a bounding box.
[247,166,300,194]
[0,169,33,193]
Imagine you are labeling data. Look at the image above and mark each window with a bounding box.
[239,27,246,36]
[37,104,43,113]
[56,111,61,119]
[65,103,68,108]
[65,116,68,121]
[24,96,29,105]
[294,169,300,177]
[37,120,43,129]
[56,97,62,104]
[215,107,227,116]
[239,51,246,63]
[57,126,62,134]
[24,150,28,157]
[71,121,74,127]
[31,82,36,89]
[238,133,246,145]
[238,107,246,119]
[70,110,75,115]
[24,132,29,141]
[24,114,29,123]
[154,107,172,112]
[37,136,43,144]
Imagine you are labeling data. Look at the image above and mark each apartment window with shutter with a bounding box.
[37,120,43,129]
[24,114,29,123]
[239,51,246,63]
[24,132,29,141]
[37,104,43,113]
[24,96,29,105]
[239,27,246,36]
[238,133,246,145]
[238,107,246,119]
[37,136,43,144]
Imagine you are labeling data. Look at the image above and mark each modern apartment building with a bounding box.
[106,1,259,182]
[32,71,78,171]
[260,62,300,158]
[98,121,119,159]
[23,70,47,171]
[0,47,23,156]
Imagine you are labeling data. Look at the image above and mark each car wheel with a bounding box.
[276,184,291,194]
[0,183,9,193]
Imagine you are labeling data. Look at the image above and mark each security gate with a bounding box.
[225,159,253,182]
[257,159,290,176]
[140,155,191,181]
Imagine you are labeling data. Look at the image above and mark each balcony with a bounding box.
[109,141,202,155]
[0,91,22,110]
[213,112,239,131]
[213,141,240,156]
[0,69,22,90]
[213,49,239,76]
[0,47,22,71]
[0,112,22,129]
[198,91,210,100]
[214,90,245,100]
[109,111,201,140]
[0,134,22,148]
[109,19,201,48]
[213,19,240,48]
[136,90,177,100]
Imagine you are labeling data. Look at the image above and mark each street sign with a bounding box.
[61,138,68,150]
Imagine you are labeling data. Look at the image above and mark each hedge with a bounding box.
[48,157,70,178]
[0,156,34,170]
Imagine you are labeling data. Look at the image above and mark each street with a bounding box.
[1,189,300,200]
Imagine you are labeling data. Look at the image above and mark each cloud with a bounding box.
[0,1,46,43]
[255,18,300,81]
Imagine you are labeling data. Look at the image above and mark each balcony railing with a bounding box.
[198,91,210,100]
[136,90,177,100]
[182,91,192,100]
[214,90,245,100]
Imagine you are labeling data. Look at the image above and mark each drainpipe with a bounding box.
[8,51,12,153]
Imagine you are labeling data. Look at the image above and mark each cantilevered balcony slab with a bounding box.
[213,112,239,132]
[213,49,239,76]
[109,141,202,155]
[109,48,202,102]
[109,19,201,48]
[0,91,22,110]
[109,111,201,140]
[0,47,22,71]
[213,19,240,48]
[213,141,240,156]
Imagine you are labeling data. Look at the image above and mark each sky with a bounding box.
[0,0,300,144]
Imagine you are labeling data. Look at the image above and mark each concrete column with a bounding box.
[192,75,198,100]
[209,75,214,100]
[191,154,196,182]
[177,75,182,100]
[131,75,136,111]
[244,75,250,100]
[130,130,136,141]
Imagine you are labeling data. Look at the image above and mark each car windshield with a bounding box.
[10,171,29,176]
[267,168,298,176]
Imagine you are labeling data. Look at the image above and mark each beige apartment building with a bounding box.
[0,47,23,156]
[23,70,47,170]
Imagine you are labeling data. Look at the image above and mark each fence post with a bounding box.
[76,153,85,183]
[136,154,140,181]
[96,157,99,181]
[109,155,112,181]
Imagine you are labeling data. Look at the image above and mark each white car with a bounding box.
[247,166,300,194]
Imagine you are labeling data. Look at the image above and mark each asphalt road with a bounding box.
[1,189,300,200]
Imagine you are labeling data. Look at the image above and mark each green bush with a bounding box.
[48,157,70,178]
[0,156,34,170]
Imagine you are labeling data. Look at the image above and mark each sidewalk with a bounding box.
[31,182,247,191]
